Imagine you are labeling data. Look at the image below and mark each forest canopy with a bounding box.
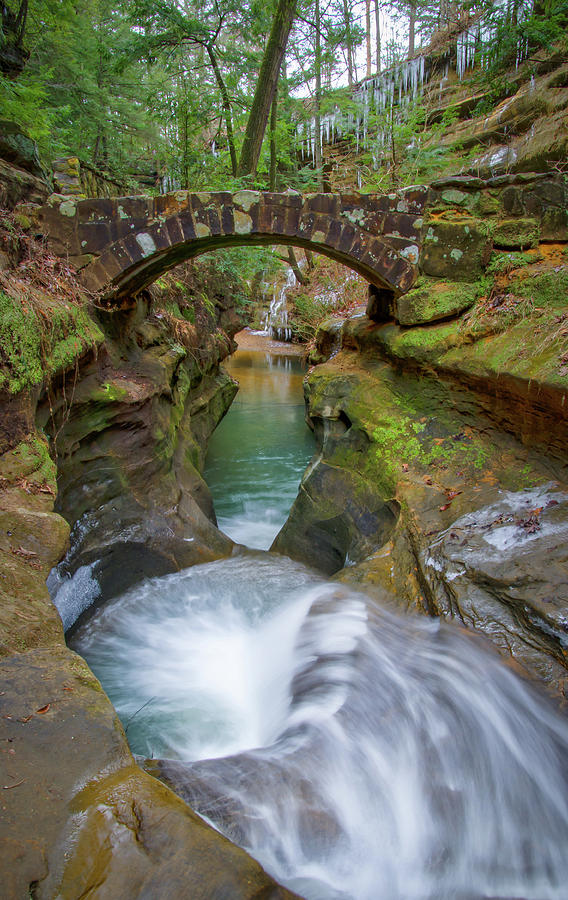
[1,0,567,192]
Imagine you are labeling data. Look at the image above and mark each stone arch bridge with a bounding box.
[38,188,428,305]
[40,174,566,311]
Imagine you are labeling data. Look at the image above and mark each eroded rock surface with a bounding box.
[423,486,568,692]
[283,328,568,696]
[45,296,237,613]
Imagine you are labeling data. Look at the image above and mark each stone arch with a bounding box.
[39,189,426,305]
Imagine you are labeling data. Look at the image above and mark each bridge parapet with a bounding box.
[38,188,426,303]
[37,174,567,311]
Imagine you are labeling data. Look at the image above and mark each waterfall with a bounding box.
[71,553,568,900]
[260,266,296,342]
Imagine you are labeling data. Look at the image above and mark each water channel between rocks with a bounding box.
[65,335,568,900]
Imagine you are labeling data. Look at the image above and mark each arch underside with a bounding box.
[98,233,409,303]
[105,235,396,300]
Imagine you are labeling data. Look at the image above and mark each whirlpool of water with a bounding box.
[71,552,568,900]
[65,339,568,900]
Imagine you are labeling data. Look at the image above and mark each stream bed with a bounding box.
[66,337,568,900]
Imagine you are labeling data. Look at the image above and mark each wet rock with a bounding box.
[0,646,298,900]
[423,486,568,693]
[272,458,400,575]
[298,330,568,695]
[46,301,237,608]
[0,369,298,900]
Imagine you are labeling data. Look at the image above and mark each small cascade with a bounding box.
[261,266,296,341]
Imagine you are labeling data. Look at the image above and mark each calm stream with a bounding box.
[204,346,314,549]
[67,337,568,900]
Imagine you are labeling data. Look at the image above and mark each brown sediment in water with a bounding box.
[234,328,306,356]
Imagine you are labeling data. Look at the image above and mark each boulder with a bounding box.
[272,458,400,575]
[423,486,568,692]
[493,217,540,249]
[0,157,49,208]
[0,119,46,179]
[395,279,477,326]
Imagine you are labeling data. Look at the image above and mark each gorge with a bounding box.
[2,6,568,896]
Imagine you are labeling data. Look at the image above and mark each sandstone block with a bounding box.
[493,217,540,249]
[420,219,492,281]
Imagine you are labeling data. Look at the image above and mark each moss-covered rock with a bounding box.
[0,289,103,395]
[395,278,478,326]
[493,217,540,250]
[295,343,568,695]
[0,119,47,180]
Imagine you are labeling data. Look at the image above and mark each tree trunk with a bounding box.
[237,0,297,178]
[206,43,238,177]
[408,1,416,58]
[366,0,372,78]
[287,247,308,284]
[342,0,354,86]
[314,0,323,188]
[269,83,278,190]
[374,0,381,73]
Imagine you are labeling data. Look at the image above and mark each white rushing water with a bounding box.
[260,267,297,341]
[70,551,568,900]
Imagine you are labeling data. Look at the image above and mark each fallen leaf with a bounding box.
[11,546,38,559]
[401,463,409,472]
[18,715,33,723]
[36,704,50,714]
[3,779,25,790]
[423,476,433,485]
[446,489,462,500]
[439,503,452,511]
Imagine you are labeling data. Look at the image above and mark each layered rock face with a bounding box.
[275,343,568,694]
[45,295,237,612]
[277,172,568,695]
[0,186,297,893]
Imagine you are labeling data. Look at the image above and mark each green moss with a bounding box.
[486,251,536,275]
[385,320,464,363]
[0,290,43,392]
[1,433,57,490]
[90,380,130,403]
[0,290,103,395]
[493,218,540,250]
[396,279,478,326]
[509,269,568,310]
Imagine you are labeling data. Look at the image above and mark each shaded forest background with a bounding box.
[1,0,566,193]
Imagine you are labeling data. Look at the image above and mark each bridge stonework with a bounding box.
[38,188,426,303]
[38,174,567,311]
